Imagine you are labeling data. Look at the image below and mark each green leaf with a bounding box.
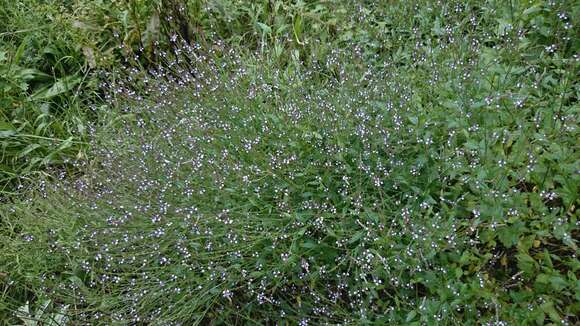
[256,22,272,35]
[548,274,568,292]
[34,300,50,321]
[498,222,526,248]
[349,231,364,244]
[540,300,561,323]
[48,305,69,326]
[523,5,543,17]
[431,18,444,36]
[14,68,50,81]
[293,15,303,44]
[441,100,459,109]
[405,310,417,322]
[18,144,43,158]
[497,227,518,248]
[516,253,537,275]
[0,121,16,138]
[32,75,81,100]
[13,38,27,66]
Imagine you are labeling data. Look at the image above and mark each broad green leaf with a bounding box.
[516,253,537,275]
[256,22,272,35]
[0,121,16,138]
[32,75,81,100]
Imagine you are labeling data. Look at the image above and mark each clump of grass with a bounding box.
[0,0,360,194]
[1,0,579,324]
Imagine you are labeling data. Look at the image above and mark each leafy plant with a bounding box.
[13,300,68,326]
[0,0,578,324]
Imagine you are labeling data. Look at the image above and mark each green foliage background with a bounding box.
[0,0,578,324]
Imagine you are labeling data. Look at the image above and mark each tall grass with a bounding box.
[1,0,579,324]
[0,0,394,194]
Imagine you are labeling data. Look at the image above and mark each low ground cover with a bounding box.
[0,1,578,324]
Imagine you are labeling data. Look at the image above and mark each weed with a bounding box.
[0,0,579,324]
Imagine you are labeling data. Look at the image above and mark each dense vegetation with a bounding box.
[1,0,578,324]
